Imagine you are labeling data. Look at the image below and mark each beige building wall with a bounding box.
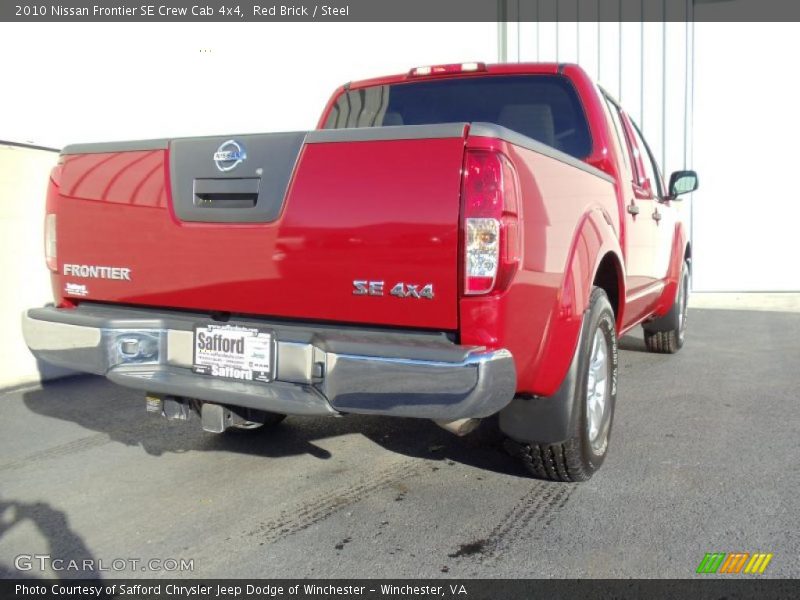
[505,18,800,292]
[0,143,62,388]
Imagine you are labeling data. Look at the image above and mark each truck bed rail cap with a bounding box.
[60,124,469,155]
[306,123,468,143]
[61,138,170,155]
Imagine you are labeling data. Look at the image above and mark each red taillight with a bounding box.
[408,62,486,77]
[461,150,521,295]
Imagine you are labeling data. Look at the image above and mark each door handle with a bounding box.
[627,201,640,216]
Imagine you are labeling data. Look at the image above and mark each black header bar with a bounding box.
[3,579,798,600]
[2,0,800,22]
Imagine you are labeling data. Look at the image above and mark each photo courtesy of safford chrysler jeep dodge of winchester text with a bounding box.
[22,62,698,481]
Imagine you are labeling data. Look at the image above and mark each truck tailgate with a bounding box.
[54,125,467,330]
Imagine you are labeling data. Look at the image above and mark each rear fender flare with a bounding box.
[499,243,623,445]
[521,207,623,399]
[563,208,625,318]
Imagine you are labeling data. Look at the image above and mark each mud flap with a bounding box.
[498,319,585,445]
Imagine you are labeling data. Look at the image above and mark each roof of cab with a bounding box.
[346,62,566,90]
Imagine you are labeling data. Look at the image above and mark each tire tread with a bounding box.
[505,438,592,483]
[643,329,678,354]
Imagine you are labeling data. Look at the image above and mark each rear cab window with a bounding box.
[324,75,593,160]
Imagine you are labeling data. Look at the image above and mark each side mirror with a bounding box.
[667,170,699,200]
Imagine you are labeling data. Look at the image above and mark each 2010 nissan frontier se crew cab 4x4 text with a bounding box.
[23,62,698,481]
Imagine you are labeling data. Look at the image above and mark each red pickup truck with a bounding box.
[23,62,697,481]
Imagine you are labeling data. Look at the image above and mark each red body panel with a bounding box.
[48,62,689,399]
[52,138,466,330]
[459,136,621,396]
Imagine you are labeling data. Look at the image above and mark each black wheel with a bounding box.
[643,260,689,354]
[505,287,618,482]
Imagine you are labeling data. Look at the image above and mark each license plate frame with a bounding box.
[192,323,275,384]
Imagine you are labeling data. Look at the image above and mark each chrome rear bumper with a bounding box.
[22,304,516,420]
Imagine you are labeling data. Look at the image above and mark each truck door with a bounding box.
[615,109,666,320]
[603,98,660,327]
[626,119,675,282]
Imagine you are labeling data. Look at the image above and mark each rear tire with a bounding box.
[505,287,618,482]
[643,260,689,354]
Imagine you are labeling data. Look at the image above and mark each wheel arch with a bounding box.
[560,208,626,318]
[521,207,623,397]
[684,240,692,276]
[592,250,625,330]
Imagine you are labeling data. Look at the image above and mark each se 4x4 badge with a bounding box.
[353,280,434,299]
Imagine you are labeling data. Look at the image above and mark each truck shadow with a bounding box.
[21,376,525,478]
[617,333,648,353]
[0,496,99,579]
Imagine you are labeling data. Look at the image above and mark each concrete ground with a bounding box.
[0,304,798,579]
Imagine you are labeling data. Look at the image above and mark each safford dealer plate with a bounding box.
[192,324,274,383]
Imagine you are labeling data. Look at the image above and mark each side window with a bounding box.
[618,112,659,198]
[629,121,665,198]
[602,97,631,171]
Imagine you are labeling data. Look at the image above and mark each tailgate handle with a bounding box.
[193,178,260,209]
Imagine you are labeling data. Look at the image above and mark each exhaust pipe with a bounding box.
[434,418,480,436]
